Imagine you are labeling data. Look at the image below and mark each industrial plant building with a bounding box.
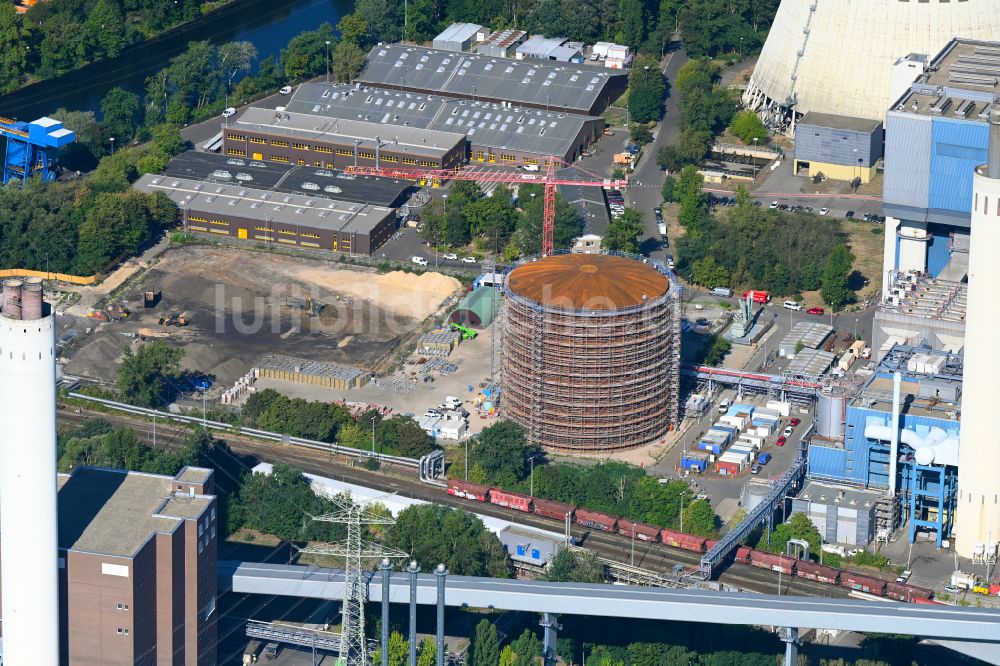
[881,39,999,289]
[53,466,219,663]
[792,481,882,547]
[500,253,680,452]
[135,174,397,255]
[793,112,883,184]
[163,151,413,207]
[477,29,527,58]
[807,346,961,548]
[222,106,467,171]
[744,0,1000,128]
[432,23,489,52]
[355,44,628,116]
[285,83,604,165]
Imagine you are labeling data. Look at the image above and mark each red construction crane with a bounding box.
[344,157,627,256]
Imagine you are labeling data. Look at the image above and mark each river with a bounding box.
[0,0,352,120]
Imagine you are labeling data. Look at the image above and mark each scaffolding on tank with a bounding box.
[500,250,679,452]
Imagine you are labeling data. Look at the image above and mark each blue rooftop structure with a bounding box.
[0,115,75,184]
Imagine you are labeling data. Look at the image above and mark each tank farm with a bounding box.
[500,253,681,452]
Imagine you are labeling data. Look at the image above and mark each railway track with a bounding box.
[57,408,846,598]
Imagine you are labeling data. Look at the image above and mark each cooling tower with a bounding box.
[745,0,1000,123]
[956,107,1000,560]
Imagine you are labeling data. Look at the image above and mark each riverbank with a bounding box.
[0,0,350,119]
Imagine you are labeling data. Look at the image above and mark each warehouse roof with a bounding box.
[286,83,601,159]
[506,253,670,311]
[356,44,624,113]
[231,106,466,159]
[57,467,213,558]
[134,173,394,234]
[516,35,566,58]
[433,23,483,48]
[163,151,411,207]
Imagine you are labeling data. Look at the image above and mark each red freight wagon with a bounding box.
[734,546,752,563]
[749,550,795,574]
[705,539,718,551]
[913,597,945,606]
[532,498,575,521]
[618,519,660,542]
[794,560,840,585]
[446,479,492,502]
[489,489,532,513]
[840,572,887,596]
[575,508,617,532]
[660,528,707,553]
[885,581,933,602]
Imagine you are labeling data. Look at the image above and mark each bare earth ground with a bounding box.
[63,246,461,389]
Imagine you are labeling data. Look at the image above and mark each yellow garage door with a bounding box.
[237,228,248,239]
[252,152,263,161]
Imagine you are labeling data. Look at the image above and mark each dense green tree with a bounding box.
[464,187,518,250]
[682,499,716,536]
[513,185,582,256]
[527,0,603,43]
[416,638,436,666]
[84,0,127,59]
[116,341,184,408]
[468,420,540,487]
[542,549,606,583]
[627,56,666,123]
[333,40,366,83]
[616,0,645,49]
[602,209,644,254]
[764,511,824,559]
[377,415,436,458]
[281,23,336,81]
[0,4,32,92]
[101,87,142,142]
[513,629,543,666]
[471,620,500,666]
[498,645,515,666]
[678,0,769,59]
[702,334,732,368]
[373,631,409,666]
[353,0,405,43]
[218,40,258,91]
[660,175,677,202]
[629,124,653,146]
[387,504,510,577]
[821,244,855,310]
[337,14,369,45]
[729,110,768,145]
[690,256,729,289]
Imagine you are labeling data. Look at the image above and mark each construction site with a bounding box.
[500,252,681,452]
[62,246,463,390]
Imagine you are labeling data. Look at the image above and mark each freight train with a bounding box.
[446,479,939,604]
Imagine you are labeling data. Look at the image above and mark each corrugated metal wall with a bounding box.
[884,112,932,210]
[808,444,848,480]
[928,118,989,213]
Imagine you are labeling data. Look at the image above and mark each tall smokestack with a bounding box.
[956,104,1000,559]
[0,279,60,664]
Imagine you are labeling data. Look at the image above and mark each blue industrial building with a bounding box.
[882,39,998,285]
[0,115,75,184]
[808,346,961,545]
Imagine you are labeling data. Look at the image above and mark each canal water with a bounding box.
[1,0,352,120]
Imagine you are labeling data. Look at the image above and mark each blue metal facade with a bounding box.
[928,118,989,214]
[926,226,951,278]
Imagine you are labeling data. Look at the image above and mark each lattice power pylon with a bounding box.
[299,494,408,666]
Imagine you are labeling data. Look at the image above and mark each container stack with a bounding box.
[256,354,365,390]
[417,328,462,356]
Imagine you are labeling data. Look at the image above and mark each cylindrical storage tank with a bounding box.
[816,386,847,439]
[2,279,22,319]
[501,254,678,452]
[0,298,59,664]
[21,276,44,320]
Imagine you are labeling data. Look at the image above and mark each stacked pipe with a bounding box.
[2,276,47,320]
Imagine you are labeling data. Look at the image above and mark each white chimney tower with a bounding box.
[0,277,60,664]
[956,106,1000,559]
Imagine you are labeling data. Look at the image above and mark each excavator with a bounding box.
[450,322,477,340]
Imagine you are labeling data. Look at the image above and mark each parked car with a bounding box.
[750,464,762,475]
[654,207,663,219]
[790,417,801,427]
[522,164,540,172]
[776,436,786,446]
[769,201,779,209]
[222,107,237,118]
[783,425,793,437]
[845,210,855,219]
[710,287,732,297]
[279,85,293,94]
[411,256,428,266]
[782,300,801,311]
[819,207,830,216]
[758,452,772,465]
[442,253,458,260]
[944,584,963,595]
[462,256,477,264]
[807,307,825,315]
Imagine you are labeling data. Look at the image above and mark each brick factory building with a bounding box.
[1,466,219,663]
[134,174,397,255]
[222,106,466,171]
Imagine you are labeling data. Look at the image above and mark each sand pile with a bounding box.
[294,268,461,320]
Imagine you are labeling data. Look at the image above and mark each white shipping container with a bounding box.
[756,408,781,419]
[754,425,772,437]
[591,41,612,59]
[766,401,791,417]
